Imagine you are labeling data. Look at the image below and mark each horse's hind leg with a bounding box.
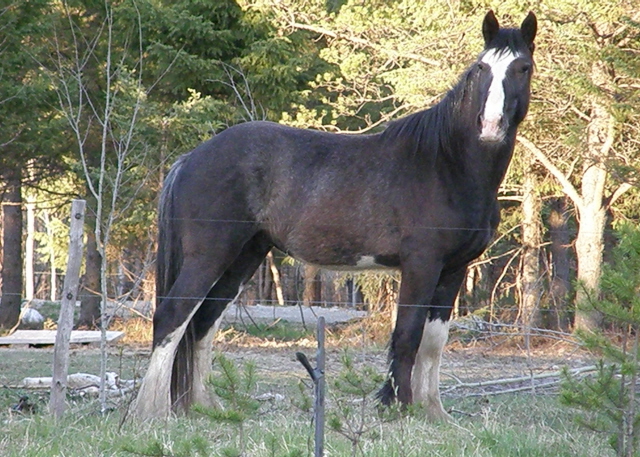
[173,234,272,412]
[135,231,258,419]
[134,259,219,419]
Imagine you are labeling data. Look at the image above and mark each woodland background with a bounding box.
[0,0,638,334]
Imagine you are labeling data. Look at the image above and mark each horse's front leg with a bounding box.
[378,254,443,409]
[411,267,465,422]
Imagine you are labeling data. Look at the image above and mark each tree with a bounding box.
[561,224,640,457]
[519,148,542,334]
[0,171,22,330]
[518,4,639,331]
[0,0,65,329]
[546,196,572,331]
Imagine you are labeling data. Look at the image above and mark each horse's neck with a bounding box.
[449,133,516,197]
[479,139,516,191]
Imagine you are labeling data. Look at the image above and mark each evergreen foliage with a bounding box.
[561,224,640,457]
[193,354,261,457]
[0,0,67,181]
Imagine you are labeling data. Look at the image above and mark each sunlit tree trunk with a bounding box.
[24,197,35,301]
[267,251,284,306]
[574,60,614,332]
[42,209,57,301]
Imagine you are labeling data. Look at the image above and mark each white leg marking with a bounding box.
[191,308,228,408]
[480,49,520,142]
[133,300,206,420]
[191,285,243,409]
[411,318,450,421]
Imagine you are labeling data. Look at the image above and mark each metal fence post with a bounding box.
[296,316,326,457]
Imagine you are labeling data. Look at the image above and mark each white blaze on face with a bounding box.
[480,48,521,143]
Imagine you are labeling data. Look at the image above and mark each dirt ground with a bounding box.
[215,338,593,399]
[216,303,594,399]
[5,303,594,403]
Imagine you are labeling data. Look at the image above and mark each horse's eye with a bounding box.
[519,64,531,74]
[477,62,488,72]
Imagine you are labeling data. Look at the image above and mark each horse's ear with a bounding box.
[520,12,537,54]
[482,10,500,47]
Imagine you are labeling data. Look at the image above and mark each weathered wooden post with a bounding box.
[50,199,86,419]
[296,316,326,457]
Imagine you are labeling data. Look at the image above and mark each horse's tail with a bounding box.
[156,154,200,413]
[155,156,186,335]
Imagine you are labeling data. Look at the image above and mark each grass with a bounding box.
[0,313,611,456]
[0,342,614,457]
[0,388,613,457]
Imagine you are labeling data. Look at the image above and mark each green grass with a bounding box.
[0,392,613,457]
[0,346,614,457]
[0,347,147,388]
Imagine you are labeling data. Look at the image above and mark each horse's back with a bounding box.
[174,120,386,210]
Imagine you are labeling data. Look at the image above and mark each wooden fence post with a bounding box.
[296,316,326,457]
[50,199,86,419]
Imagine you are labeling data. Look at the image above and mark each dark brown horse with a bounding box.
[134,10,537,421]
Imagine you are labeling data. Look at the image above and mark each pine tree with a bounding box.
[561,224,640,457]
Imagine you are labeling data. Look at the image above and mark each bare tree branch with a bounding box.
[517,136,584,209]
[607,182,633,208]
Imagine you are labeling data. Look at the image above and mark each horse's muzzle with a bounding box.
[478,116,506,143]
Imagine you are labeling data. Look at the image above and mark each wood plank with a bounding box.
[0,330,124,346]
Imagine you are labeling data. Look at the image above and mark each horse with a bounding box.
[133,10,537,421]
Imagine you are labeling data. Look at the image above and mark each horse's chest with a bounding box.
[460,226,494,257]
[445,212,497,266]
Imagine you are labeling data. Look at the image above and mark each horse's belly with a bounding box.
[307,255,399,272]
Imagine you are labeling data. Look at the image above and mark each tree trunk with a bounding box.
[519,154,542,333]
[574,201,606,330]
[43,210,57,301]
[77,196,102,329]
[303,264,321,307]
[547,197,571,331]
[24,198,35,300]
[267,251,284,306]
[0,173,23,330]
[574,60,614,332]
[259,260,273,305]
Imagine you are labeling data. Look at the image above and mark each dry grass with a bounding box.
[329,306,395,345]
[109,317,152,346]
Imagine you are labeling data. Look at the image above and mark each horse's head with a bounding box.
[470,11,537,144]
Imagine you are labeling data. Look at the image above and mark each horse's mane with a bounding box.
[379,68,469,165]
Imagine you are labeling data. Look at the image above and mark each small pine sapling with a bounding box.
[328,351,392,457]
[194,354,261,457]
